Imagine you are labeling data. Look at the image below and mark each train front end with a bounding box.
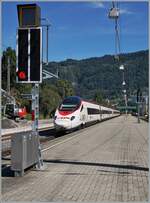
[54,96,82,131]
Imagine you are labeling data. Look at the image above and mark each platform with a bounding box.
[2,115,149,201]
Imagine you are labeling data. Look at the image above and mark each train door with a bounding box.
[99,106,102,121]
[80,104,87,125]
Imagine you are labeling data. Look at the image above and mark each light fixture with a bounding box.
[119,65,124,70]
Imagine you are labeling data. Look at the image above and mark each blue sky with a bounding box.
[2,1,149,62]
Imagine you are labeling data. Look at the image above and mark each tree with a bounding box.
[39,84,61,118]
[56,80,75,99]
[94,90,103,104]
[2,47,16,90]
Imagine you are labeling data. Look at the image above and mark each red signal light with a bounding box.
[18,71,26,79]
[32,110,35,121]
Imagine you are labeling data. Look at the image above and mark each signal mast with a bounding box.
[108,2,128,114]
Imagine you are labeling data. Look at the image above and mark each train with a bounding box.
[54,96,120,132]
[4,103,27,120]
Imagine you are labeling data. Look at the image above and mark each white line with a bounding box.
[42,116,120,152]
[42,131,82,152]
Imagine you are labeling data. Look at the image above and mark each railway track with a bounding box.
[2,126,54,141]
[2,125,55,156]
[2,115,121,157]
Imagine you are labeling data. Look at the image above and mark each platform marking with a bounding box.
[42,116,121,152]
[42,131,85,152]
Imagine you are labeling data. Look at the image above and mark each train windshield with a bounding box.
[5,104,14,115]
[59,97,81,111]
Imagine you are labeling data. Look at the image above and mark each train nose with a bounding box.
[54,119,71,130]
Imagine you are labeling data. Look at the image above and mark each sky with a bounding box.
[2,1,149,62]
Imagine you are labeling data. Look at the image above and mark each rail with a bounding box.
[2,115,120,156]
[2,124,54,156]
[2,125,54,140]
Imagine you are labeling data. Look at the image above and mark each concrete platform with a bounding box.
[2,115,149,201]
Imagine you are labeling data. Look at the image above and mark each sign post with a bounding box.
[16,4,43,169]
[31,84,43,168]
[137,88,141,123]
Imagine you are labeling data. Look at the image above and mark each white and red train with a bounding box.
[54,96,120,131]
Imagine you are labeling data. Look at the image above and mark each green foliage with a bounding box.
[39,84,61,118]
[2,47,16,90]
[2,48,148,118]
[56,80,75,99]
[94,90,103,104]
[47,50,148,100]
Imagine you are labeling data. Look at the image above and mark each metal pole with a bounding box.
[125,95,127,115]
[46,25,49,65]
[32,84,43,168]
[7,57,10,95]
[112,1,115,8]
[137,102,140,123]
[123,71,125,82]
[40,18,51,64]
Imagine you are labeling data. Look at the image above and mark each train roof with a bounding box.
[63,96,119,112]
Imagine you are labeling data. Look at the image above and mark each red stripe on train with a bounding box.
[59,111,73,116]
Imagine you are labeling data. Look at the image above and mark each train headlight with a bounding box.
[71,116,75,121]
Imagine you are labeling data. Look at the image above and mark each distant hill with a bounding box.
[2,48,148,118]
[45,50,149,100]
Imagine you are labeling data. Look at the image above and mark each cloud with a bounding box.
[90,2,105,9]
[119,8,133,15]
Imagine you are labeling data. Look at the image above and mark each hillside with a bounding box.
[46,50,149,100]
[2,48,149,117]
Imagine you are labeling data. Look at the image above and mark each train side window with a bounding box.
[80,105,83,112]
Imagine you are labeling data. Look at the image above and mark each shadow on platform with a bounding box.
[43,159,149,172]
[2,165,14,177]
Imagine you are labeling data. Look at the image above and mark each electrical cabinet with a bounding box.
[11,132,39,176]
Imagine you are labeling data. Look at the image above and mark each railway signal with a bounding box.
[15,4,58,175]
[17,29,28,82]
[16,4,42,83]
[15,4,44,173]
[16,27,42,83]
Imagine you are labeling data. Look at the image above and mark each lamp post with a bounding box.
[119,65,127,114]
[7,57,10,95]
[137,88,141,123]
[41,18,51,65]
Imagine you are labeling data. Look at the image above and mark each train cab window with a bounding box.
[59,96,81,111]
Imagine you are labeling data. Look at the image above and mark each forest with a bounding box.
[2,47,148,117]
